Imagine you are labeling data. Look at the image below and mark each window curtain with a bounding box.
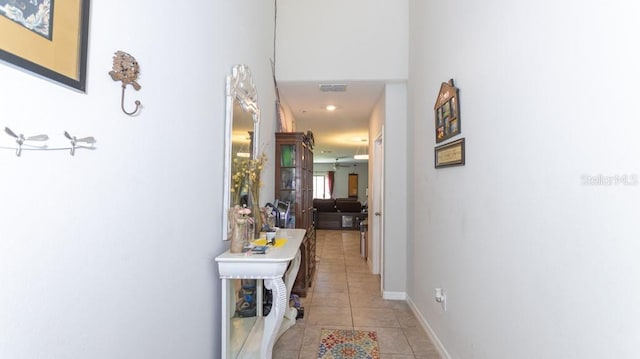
[327,171,335,199]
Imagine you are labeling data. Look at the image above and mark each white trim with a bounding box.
[382,291,406,300]
[406,295,452,359]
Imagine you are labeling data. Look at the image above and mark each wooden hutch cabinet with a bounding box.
[274,132,316,297]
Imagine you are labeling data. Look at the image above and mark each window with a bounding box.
[313,175,327,199]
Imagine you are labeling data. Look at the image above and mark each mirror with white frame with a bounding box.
[221,64,261,357]
[222,64,260,241]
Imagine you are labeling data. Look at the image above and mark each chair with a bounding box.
[264,202,280,229]
[274,200,291,228]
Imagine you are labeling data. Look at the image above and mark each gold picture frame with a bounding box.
[348,173,358,198]
[435,138,465,168]
[0,0,91,91]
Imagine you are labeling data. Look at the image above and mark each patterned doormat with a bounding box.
[318,329,379,359]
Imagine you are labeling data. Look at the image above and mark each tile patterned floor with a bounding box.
[273,229,442,359]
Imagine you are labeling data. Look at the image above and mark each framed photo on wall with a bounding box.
[348,173,358,198]
[434,79,461,143]
[0,0,91,91]
[434,138,465,168]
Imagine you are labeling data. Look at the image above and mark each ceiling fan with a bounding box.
[332,157,353,170]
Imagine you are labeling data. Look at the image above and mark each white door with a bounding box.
[370,131,384,288]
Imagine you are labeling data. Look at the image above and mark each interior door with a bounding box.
[370,131,384,283]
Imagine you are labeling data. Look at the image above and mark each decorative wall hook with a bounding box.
[4,127,49,156]
[64,131,97,156]
[109,51,142,116]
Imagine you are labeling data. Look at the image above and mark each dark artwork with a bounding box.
[0,0,53,39]
[434,79,461,143]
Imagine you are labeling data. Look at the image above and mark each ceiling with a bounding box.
[277,81,385,164]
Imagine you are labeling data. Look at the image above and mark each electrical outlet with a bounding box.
[435,288,447,311]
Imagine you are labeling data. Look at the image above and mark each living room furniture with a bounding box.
[274,132,316,297]
[313,198,365,230]
[360,219,368,259]
[215,228,305,359]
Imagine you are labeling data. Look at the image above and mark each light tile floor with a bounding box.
[273,229,442,359]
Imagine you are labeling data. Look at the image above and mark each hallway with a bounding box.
[273,229,442,358]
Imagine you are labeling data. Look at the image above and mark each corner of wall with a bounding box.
[406,295,452,359]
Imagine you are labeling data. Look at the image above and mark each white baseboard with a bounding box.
[406,295,452,359]
[382,291,406,300]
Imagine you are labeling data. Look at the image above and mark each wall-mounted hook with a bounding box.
[120,85,141,115]
[64,131,96,156]
[4,127,48,157]
[109,51,142,116]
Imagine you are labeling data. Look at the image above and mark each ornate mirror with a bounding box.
[221,65,262,358]
[222,64,260,241]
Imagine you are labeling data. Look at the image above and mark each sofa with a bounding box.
[313,198,365,230]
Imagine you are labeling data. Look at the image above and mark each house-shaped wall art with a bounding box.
[434,79,460,143]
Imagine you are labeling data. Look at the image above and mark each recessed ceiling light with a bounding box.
[326,105,336,111]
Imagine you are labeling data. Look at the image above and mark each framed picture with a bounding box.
[348,173,358,198]
[434,79,461,143]
[0,0,91,91]
[435,138,465,168]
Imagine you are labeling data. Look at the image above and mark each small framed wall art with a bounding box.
[434,79,460,143]
[435,138,465,168]
[0,0,91,91]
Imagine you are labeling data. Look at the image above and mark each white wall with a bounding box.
[314,163,368,203]
[0,1,276,358]
[408,0,640,358]
[368,91,385,270]
[381,83,408,295]
[364,83,409,295]
[275,0,408,82]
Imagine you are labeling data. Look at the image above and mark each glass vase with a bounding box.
[248,181,261,239]
[244,220,255,248]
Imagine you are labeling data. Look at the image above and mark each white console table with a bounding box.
[215,228,305,359]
